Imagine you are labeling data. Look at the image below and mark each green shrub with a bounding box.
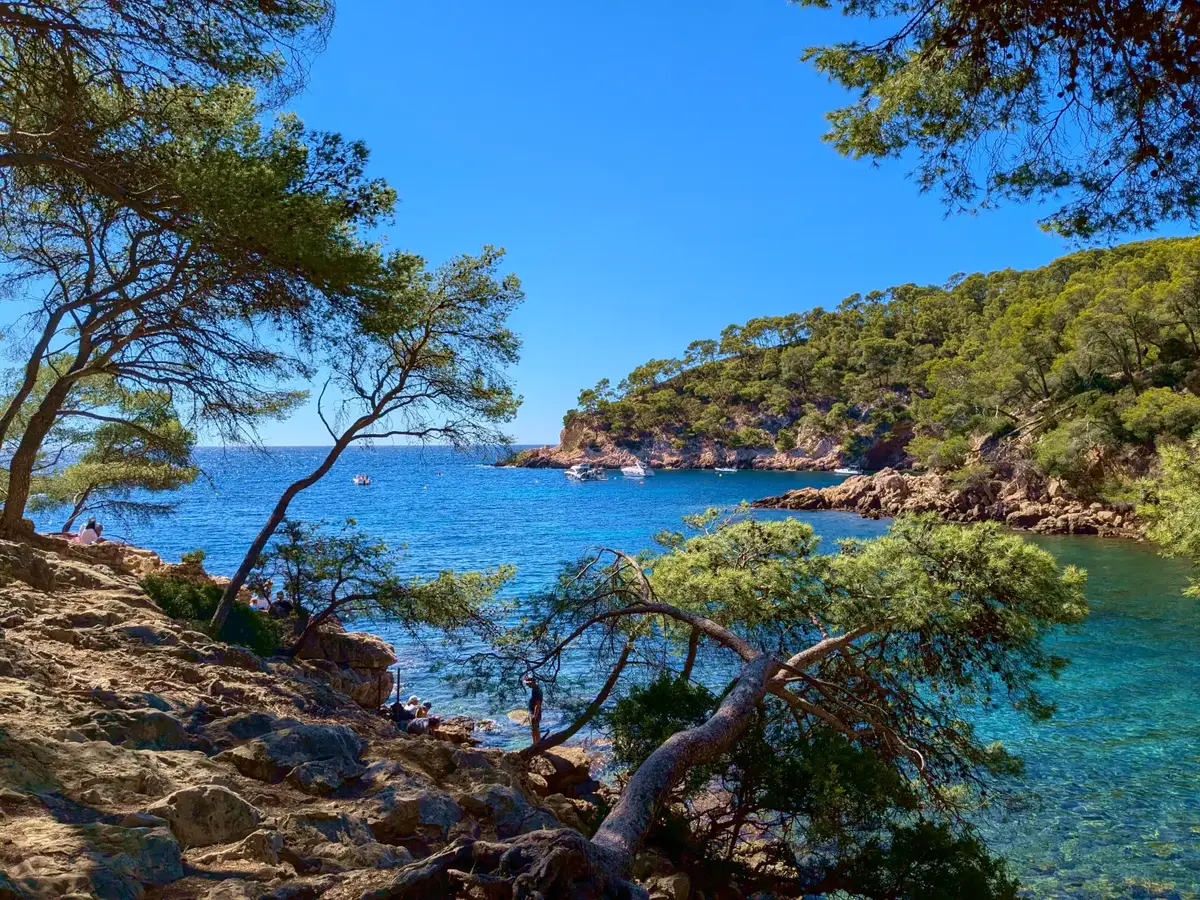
[946,463,992,492]
[1119,387,1200,441]
[180,548,207,566]
[728,426,773,449]
[1034,417,1119,496]
[907,433,972,471]
[142,574,282,656]
[775,426,797,452]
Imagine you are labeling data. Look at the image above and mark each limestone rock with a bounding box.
[279,810,385,872]
[540,792,590,831]
[193,828,284,866]
[367,788,463,842]
[202,711,303,749]
[286,757,367,796]
[144,784,262,848]
[217,724,365,783]
[650,872,691,900]
[754,467,1140,537]
[458,784,559,838]
[6,822,183,898]
[307,839,411,872]
[294,629,395,710]
[68,708,192,751]
[296,629,394,670]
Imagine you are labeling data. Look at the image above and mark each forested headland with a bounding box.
[525,237,1200,503]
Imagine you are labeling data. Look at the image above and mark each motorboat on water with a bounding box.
[620,460,654,478]
[352,474,372,486]
[565,462,606,482]
[833,467,863,475]
[714,466,737,473]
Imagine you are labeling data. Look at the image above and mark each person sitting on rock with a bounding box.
[523,674,543,745]
[249,578,273,611]
[406,715,440,736]
[76,517,101,546]
[390,699,415,725]
[403,695,422,715]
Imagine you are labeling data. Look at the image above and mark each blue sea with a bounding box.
[32,446,1200,898]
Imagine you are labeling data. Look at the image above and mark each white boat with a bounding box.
[352,474,372,485]
[565,462,606,482]
[714,466,737,473]
[834,467,863,475]
[620,460,654,478]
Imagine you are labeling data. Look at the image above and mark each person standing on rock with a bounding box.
[523,674,543,744]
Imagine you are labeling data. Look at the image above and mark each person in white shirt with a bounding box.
[77,517,100,545]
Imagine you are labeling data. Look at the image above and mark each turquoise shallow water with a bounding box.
[31,446,1200,897]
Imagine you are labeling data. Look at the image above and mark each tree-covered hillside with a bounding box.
[563,236,1200,495]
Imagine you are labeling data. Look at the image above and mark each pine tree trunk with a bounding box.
[210,434,357,630]
[0,378,74,533]
[0,309,65,451]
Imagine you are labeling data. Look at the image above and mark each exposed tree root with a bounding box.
[362,829,648,900]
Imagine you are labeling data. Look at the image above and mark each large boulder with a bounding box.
[286,757,367,796]
[216,724,365,783]
[201,712,303,750]
[5,822,183,898]
[295,629,395,709]
[67,709,192,751]
[144,784,262,848]
[296,629,394,670]
[367,788,463,843]
[193,829,284,866]
[458,784,559,838]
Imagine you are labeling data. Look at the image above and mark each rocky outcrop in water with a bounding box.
[0,537,602,899]
[753,468,1140,537]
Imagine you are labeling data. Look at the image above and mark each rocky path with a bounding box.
[0,538,602,899]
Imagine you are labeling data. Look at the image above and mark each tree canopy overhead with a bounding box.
[0,0,335,230]
[798,0,1200,237]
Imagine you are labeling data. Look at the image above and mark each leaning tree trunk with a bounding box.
[590,652,778,870]
[211,431,360,630]
[0,308,66,452]
[62,488,93,533]
[0,377,76,534]
[368,652,780,899]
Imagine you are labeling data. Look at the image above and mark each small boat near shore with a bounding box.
[833,467,863,475]
[620,460,654,478]
[566,462,606,482]
[714,466,737,473]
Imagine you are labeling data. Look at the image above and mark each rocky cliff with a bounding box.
[0,537,608,899]
[509,434,844,471]
[753,468,1140,538]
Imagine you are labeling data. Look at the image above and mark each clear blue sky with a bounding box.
[154,3,1200,444]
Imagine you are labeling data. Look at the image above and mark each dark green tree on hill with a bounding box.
[558,236,1200,498]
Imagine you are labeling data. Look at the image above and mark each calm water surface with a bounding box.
[32,446,1200,898]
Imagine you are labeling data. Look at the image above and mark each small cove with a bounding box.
[33,445,1200,898]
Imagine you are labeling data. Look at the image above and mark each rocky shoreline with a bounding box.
[506,439,843,471]
[0,537,617,899]
[752,468,1141,538]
